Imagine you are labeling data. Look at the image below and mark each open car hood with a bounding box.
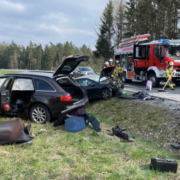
[99,67,115,82]
[53,55,89,76]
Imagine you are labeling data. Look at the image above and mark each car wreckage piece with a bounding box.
[0,118,33,145]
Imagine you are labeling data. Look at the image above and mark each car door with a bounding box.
[0,77,14,113]
[0,77,7,111]
[86,79,101,98]
[77,79,100,98]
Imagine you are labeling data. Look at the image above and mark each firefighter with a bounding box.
[108,59,115,67]
[111,60,124,82]
[103,61,109,69]
[165,62,174,90]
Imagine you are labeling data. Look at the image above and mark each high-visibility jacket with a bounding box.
[165,66,173,79]
[107,64,115,67]
[111,66,124,78]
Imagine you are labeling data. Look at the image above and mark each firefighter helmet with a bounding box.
[109,58,113,62]
[116,60,120,64]
[105,61,109,65]
[169,62,174,66]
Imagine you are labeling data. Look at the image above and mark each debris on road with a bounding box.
[132,91,154,100]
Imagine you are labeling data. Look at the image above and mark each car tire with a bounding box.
[148,73,160,87]
[122,72,132,83]
[29,104,51,124]
[101,89,112,100]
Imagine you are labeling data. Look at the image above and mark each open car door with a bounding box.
[1,77,14,113]
[53,55,89,77]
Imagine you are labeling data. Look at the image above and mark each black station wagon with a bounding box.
[0,55,89,124]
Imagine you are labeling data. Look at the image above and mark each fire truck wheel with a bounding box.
[148,73,160,87]
[122,72,132,83]
[172,79,179,86]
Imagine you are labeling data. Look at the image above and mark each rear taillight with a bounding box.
[60,95,73,101]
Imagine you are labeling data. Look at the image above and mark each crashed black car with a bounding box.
[75,67,124,99]
[0,55,89,124]
[75,75,112,100]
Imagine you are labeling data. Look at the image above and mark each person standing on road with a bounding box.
[165,62,174,90]
[102,61,109,69]
[108,59,115,67]
[111,60,124,82]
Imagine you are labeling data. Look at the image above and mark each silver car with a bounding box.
[73,67,95,77]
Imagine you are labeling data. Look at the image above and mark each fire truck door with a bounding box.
[154,45,164,69]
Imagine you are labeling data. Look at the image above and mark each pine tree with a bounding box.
[125,0,137,37]
[8,41,19,69]
[114,0,126,47]
[34,45,43,70]
[42,45,53,70]
[95,0,114,61]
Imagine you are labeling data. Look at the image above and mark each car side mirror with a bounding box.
[91,83,96,87]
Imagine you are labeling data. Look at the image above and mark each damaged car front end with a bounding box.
[99,67,124,96]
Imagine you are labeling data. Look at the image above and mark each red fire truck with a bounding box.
[114,34,180,86]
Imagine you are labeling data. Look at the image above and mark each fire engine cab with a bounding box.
[114,34,180,87]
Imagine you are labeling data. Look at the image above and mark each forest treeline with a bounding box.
[0,0,180,70]
[0,41,103,71]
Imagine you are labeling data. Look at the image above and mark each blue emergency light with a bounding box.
[158,39,170,43]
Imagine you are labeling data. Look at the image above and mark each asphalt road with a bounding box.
[124,80,180,102]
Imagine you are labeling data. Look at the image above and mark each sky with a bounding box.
[0,0,110,50]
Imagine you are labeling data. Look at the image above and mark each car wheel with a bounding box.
[148,73,160,87]
[101,89,112,100]
[29,104,51,124]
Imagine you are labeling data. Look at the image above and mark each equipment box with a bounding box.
[150,158,178,173]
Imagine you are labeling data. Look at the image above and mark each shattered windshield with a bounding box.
[166,45,180,60]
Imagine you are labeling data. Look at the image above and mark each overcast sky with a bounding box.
[0,0,110,49]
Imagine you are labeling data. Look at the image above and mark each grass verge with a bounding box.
[0,70,21,75]
[0,98,179,179]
